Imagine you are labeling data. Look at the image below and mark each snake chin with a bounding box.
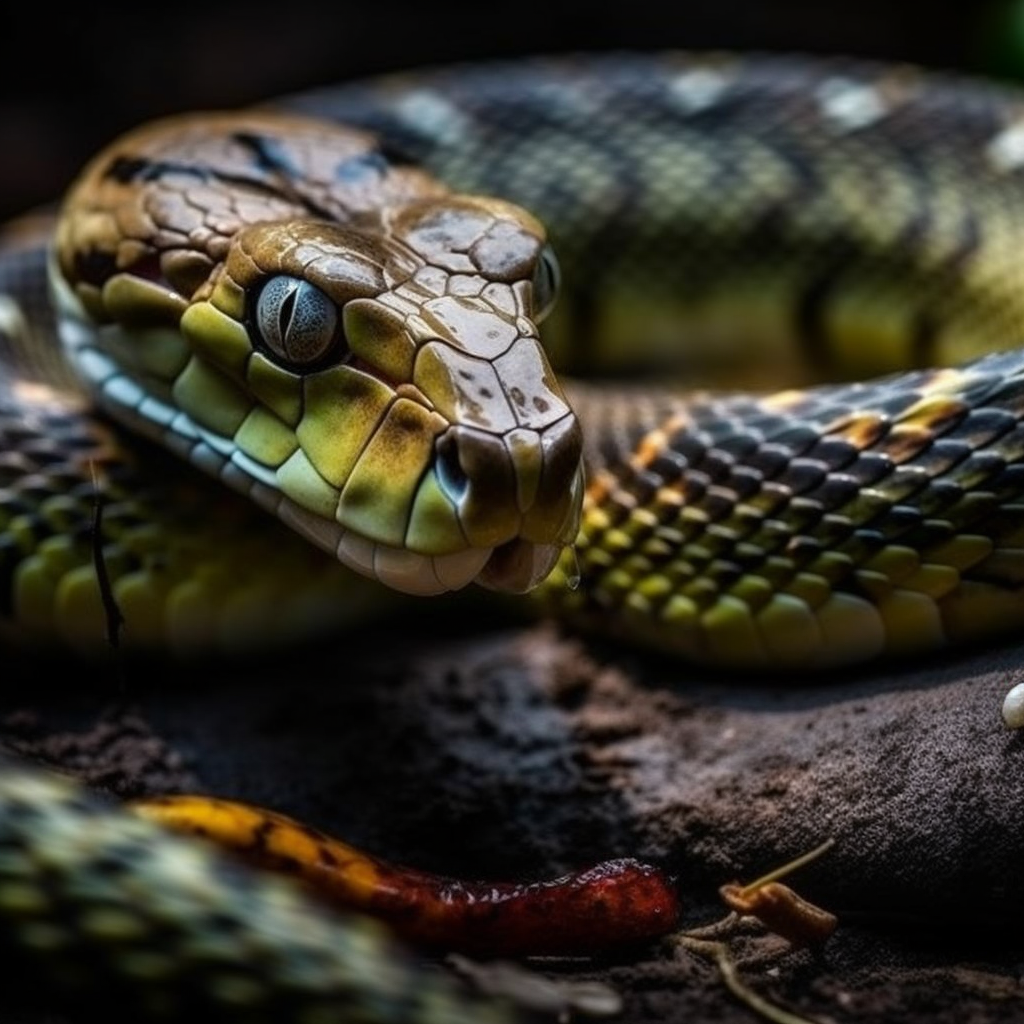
[477,538,563,594]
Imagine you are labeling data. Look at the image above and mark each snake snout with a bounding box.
[430,414,584,594]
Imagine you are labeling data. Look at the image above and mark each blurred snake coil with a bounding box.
[3,50,1024,1020]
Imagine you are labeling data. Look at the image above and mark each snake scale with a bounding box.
[3,49,1024,1021]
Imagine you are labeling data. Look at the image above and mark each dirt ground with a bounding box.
[2,599,1024,1024]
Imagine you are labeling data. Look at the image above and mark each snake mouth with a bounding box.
[477,538,563,594]
[476,460,585,593]
[281,489,561,596]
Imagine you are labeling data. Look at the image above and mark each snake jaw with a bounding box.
[269,497,492,595]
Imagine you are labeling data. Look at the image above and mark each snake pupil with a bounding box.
[278,288,297,334]
[254,274,340,367]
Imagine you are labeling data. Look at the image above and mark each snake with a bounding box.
[3,48,1024,1021]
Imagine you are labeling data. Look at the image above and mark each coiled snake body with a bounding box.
[3,50,1024,1020]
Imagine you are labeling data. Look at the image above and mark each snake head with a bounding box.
[50,113,583,596]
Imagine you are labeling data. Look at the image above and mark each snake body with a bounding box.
[3,50,1024,1019]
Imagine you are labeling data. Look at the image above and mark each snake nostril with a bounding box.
[435,432,470,506]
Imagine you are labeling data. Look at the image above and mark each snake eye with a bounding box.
[531,244,560,322]
[254,275,343,367]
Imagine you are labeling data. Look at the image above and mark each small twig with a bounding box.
[735,839,835,899]
[720,839,838,948]
[675,839,838,1024]
[89,461,125,652]
[678,936,823,1024]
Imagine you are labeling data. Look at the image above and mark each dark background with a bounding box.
[3,2,1024,222]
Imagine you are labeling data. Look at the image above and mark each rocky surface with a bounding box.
[2,609,1024,1023]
